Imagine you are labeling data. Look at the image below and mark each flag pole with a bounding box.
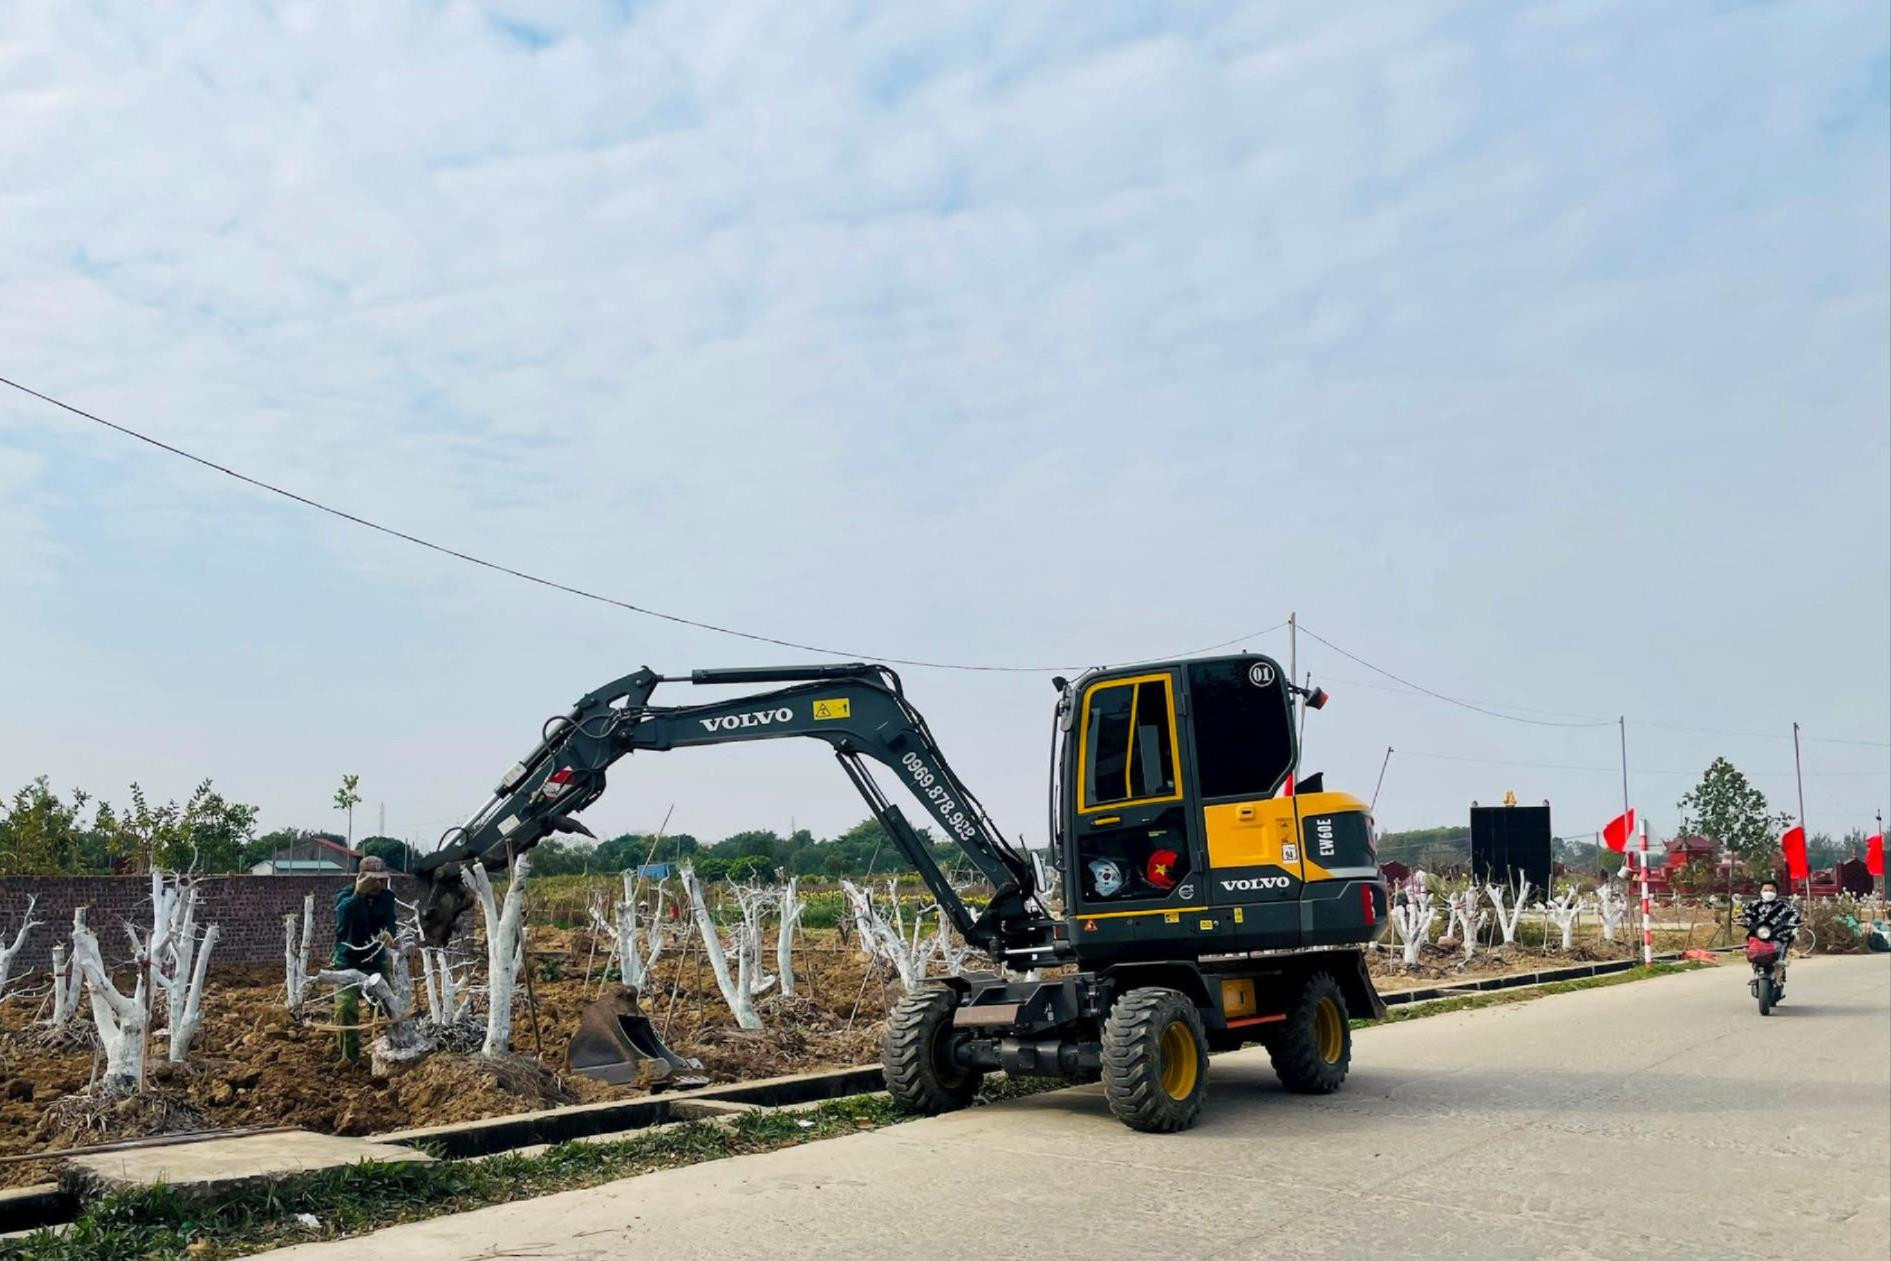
[1638,817,1653,966]
[1792,722,1810,902]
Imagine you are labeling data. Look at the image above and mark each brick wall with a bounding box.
[0,874,421,976]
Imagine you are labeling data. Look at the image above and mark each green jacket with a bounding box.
[332,885,398,970]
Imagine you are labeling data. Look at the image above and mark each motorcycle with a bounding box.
[1746,924,1788,1015]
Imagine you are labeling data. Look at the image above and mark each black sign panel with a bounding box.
[1470,804,1552,893]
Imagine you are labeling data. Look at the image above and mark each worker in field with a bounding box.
[333,854,399,1063]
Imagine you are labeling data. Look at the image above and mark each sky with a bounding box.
[1,1,1887,863]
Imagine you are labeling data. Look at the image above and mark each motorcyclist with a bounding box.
[1741,879,1799,993]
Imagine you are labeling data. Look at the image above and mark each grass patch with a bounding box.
[3,965,1704,1259]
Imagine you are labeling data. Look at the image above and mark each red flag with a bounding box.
[1781,825,1808,882]
[1866,833,1884,878]
[1602,808,1636,854]
[1280,772,1295,798]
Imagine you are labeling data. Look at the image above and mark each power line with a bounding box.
[1396,749,1887,778]
[1296,622,1616,729]
[1,373,1282,674]
[1302,622,1890,748]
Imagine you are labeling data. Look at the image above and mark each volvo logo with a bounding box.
[699,707,793,732]
[1221,875,1292,892]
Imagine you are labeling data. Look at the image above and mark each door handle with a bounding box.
[1091,816,1122,828]
[1236,805,1256,820]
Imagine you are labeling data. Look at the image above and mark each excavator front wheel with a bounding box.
[884,985,983,1114]
[1266,971,1352,1094]
[1101,986,1208,1133]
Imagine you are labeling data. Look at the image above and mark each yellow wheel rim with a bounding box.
[1313,996,1344,1064]
[1157,1020,1199,1101]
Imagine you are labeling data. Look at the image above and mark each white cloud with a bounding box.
[0,0,1884,845]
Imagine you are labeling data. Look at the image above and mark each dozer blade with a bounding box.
[567,985,709,1091]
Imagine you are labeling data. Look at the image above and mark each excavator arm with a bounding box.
[414,663,1060,966]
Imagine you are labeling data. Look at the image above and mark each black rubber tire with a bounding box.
[883,985,982,1114]
[1757,976,1775,1016]
[1267,972,1353,1094]
[1101,987,1209,1133]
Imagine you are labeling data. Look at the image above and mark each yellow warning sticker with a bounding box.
[1199,919,1216,931]
[1164,912,1180,924]
[1233,907,1245,924]
[812,698,851,720]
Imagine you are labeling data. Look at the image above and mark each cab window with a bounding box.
[1081,675,1178,809]
[1186,658,1294,799]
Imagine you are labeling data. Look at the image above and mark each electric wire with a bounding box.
[0,373,1279,674]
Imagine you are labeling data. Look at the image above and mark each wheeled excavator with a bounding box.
[412,654,1386,1132]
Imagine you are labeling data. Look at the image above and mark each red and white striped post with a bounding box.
[1638,818,1654,966]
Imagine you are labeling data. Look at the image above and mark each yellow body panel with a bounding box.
[1221,978,1257,1018]
[1203,791,1372,882]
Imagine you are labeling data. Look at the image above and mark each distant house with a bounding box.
[251,835,356,875]
[1663,836,1718,870]
[637,862,672,879]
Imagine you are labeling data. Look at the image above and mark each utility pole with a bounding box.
[1287,611,1298,726]
[1371,747,1394,814]
[1792,722,1810,901]
[1617,716,1631,849]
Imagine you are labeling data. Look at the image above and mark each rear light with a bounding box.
[1360,884,1377,926]
[542,767,576,800]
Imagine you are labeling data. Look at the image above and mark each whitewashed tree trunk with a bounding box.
[43,908,88,1029]
[463,855,532,1056]
[775,873,805,998]
[1544,889,1586,951]
[840,879,936,990]
[419,947,471,1026]
[316,968,405,1016]
[71,922,147,1092]
[283,893,315,1011]
[1445,889,1485,960]
[1485,879,1532,946]
[167,923,220,1062]
[1596,883,1628,942]
[1390,890,1437,966]
[590,873,668,990]
[0,895,42,1000]
[679,866,766,1029]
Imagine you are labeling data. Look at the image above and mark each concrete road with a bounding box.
[271,957,1890,1261]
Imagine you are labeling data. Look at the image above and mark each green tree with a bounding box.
[708,830,782,862]
[0,778,94,875]
[333,774,363,845]
[1677,758,1793,879]
[97,780,259,872]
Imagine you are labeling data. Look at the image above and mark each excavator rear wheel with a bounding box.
[1101,986,1208,1133]
[884,985,983,1114]
[1266,971,1352,1094]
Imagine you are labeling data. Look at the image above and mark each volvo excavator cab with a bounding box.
[416,651,1386,1132]
[1055,657,1385,964]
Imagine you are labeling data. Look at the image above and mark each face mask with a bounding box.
[1761,890,1777,902]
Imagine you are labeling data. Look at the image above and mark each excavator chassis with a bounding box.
[886,949,1384,1133]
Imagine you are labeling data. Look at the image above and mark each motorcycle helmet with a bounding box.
[1088,858,1125,898]
[1145,848,1180,891]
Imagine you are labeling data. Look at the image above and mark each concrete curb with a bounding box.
[378,1064,887,1159]
[0,1183,76,1237]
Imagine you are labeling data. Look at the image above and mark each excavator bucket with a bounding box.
[567,986,709,1090]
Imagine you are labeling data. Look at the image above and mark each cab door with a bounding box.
[1184,657,1303,947]
[1070,671,1203,922]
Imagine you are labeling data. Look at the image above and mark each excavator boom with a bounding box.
[414,663,1059,966]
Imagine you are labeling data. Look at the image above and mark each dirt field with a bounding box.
[0,926,894,1187]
